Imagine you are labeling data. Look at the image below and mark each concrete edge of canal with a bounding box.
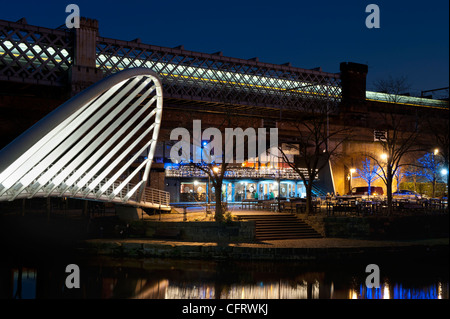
[76,238,450,261]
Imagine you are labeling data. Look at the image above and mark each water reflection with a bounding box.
[2,258,448,300]
[12,268,37,299]
[348,281,445,299]
[164,280,320,299]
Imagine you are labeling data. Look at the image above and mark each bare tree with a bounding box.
[367,76,421,214]
[279,100,353,214]
[186,106,260,222]
[374,75,410,101]
[417,152,446,198]
[425,113,449,195]
[355,158,381,195]
[189,161,228,222]
[394,165,405,192]
[404,163,424,192]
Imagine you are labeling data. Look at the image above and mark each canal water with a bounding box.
[0,213,448,300]
[1,255,448,299]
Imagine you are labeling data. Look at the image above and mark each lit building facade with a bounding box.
[164,163,328,203]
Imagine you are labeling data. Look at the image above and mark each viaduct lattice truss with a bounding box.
[0,19,342,110]
[0,68,169,209]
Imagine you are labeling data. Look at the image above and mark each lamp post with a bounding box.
[212,166,219,203]
[278,178,281,212]
[207,174,211,204]
[441,167,448,194]
[442,168,449,197]
[433,149,439,198]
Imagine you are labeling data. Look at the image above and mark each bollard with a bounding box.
[183,205,187,222]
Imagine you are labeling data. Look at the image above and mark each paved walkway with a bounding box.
[146,204,304,222]
[83,236,449,261]
[90,236,449,249]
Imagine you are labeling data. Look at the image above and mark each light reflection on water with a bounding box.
[162,280,445,300]
[4,258,448,300]
[12,268,37,299]
[163,280,321,299]
[350,281,445,299]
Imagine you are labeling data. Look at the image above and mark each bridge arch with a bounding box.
[0,67,169,209]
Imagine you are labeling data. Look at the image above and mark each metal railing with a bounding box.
[142,186,170,206]
[1,166,170,208]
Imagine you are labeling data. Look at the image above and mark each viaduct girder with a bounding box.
[0,18,342,111]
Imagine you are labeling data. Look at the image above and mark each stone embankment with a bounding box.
[79,237,449,261]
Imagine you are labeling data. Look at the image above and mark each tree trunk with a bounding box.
[214,180,224,222]
[432,177,436,198]
[386,171,393,215]
[305,182,314,215]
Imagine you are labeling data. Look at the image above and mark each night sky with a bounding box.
[1,0,448,96]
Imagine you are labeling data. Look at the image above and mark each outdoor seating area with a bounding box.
[241,199,278,211]
[323,196,448,216]
[241,198,320,214]
[174,196,448,218]
[240,196,448,216]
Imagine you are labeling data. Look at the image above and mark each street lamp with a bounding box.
[380,153,388,161]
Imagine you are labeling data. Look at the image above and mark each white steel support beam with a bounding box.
[32,80,154,195]
[16,78,144,199]
[0,68,168,209]
[44,87,156,197]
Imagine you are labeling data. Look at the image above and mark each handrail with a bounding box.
[0,168,170,207]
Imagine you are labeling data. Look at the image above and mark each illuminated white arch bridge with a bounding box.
[0,68,171,211]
